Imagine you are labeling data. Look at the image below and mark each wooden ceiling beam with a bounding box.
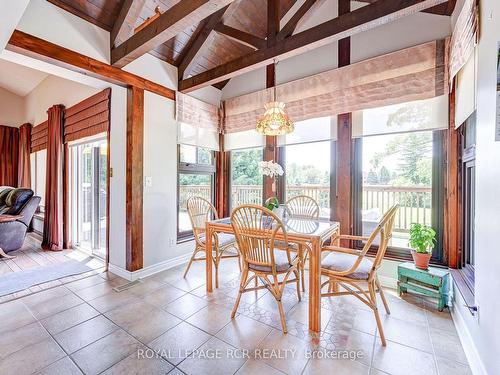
[354,0,456,15]
[179,0,448,92]
[214,24,266,50]
[110,0,147,47]
[178,6,229,80]
[111,0,235,68]
[277,0,318,40]
[7,30,175,100]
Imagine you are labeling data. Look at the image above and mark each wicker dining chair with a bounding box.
[230,204,301,333]
[282,195,320,291]
[183,196,240,288]
[320,204,399,346]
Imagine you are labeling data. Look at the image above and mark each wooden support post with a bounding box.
[126,86,144,272]
[445,89,460,268]
[334,0,353,241]
[216,132,230,218]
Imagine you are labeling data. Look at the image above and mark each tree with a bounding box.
[379,166,391,184]
[231,149,262,185]
[366,169,379,184]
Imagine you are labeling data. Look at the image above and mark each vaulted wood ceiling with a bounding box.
[46,0,456,91]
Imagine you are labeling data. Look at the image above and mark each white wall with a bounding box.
[0,87,25,127]
[0,0,29,51]
[450,0,500,374]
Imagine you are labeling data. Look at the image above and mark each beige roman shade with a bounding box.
[177,92,220,151]
[31,121,48,153]
[449,0,478,86]
[223,40,448,134]
[64,88,111,143]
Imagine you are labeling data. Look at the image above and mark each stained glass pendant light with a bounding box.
[256,62,294,135]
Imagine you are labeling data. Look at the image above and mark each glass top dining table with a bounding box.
[204,215,340,332]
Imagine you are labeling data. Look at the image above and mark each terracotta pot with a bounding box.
[411,250,432,270]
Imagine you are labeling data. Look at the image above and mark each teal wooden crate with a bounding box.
[397,262,450,311]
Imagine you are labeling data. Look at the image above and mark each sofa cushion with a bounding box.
[1,188,34,215]
[0,187,13,207]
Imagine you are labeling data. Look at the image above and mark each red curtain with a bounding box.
[0,125,19,186]
[18,123,32,188]
[42,105,64,251]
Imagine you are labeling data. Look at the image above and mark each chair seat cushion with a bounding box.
[199,232,236,247]
[321,252,373,280]
[249,250,297,273]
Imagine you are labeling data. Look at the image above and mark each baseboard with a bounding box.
[108,252,191,282]
[378,275,398,289]
[450,298,488,375]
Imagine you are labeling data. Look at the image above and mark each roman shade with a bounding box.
[31,121,48,153]
[64,88,111,142]
[278,116,337,146]
[223,40,448,134]
[454,48,477,128]
[352,95,449,138]
[224,130,265,151]
[177,92,220,151]
[449,0,478,86]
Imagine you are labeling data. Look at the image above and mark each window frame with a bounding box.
[352,129,446,263]
[177,145,216,241]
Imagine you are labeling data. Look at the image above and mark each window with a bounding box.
[459,113,476,294]
[177,145,215,239]
[31,149,46,212]
[284,142,331,217]
[70,138,108,258]
[352,96,447,259]
[230,147,263,209]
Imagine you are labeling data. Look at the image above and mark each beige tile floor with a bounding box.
[0,258,472,375]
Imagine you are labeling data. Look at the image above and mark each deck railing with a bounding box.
[179,184,432,232]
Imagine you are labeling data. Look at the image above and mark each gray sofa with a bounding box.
[0,187,41,253]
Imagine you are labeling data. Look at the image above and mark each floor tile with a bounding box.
[303,356,371,375]
[256,328,312,375]
[429,327,468,364]
[87,290,142,313]
[379,315,432,352]
[323,305,377,336]
[101,349,174,375]
[141,285,186,308]
[115,307,182,343]
[372,341,437,375]
[425,308,456,333]
[165,293,209,319]
[235,360,285,375]
[330,328,376,367]
[65,275,107,291]
[148,321,211,365]
[178,336,246,375]
[0,300,37,334]
[27,292,84,319]
[0,338,66,375]
[73,282,116,301]
[71,329,142,375]
[0,321,50,359]
[435,356,473,375]
[35,356,83,375]
[127,278,165,296]
[54,315,118,353]
[216,314,272,350]
[104,299,157,326]
[40,303,99,334]
[186,304,235,334]
[20,286,71,307]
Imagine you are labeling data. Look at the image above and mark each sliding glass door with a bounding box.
[70,138,107,259]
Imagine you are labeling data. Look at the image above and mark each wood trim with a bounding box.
[111,0,133,46]
[106,118,111,269]
[178,6,230,80]
[214,24,266,50]
[445,89,460,268]
[277,0,318,40]
[215,133,230,218]
[179,0,448,92]
[111,0,234,68]
[126,86,144,272]
[355,0,457,15]
[7,30,175,101]
[63,142,70,249]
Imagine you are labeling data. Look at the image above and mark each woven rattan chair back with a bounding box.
[187,196,218,246]
[231,204,291,274]
[285,195,320,220]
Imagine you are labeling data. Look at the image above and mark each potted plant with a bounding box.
[259,160,284,212]
[409,223,436,270]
